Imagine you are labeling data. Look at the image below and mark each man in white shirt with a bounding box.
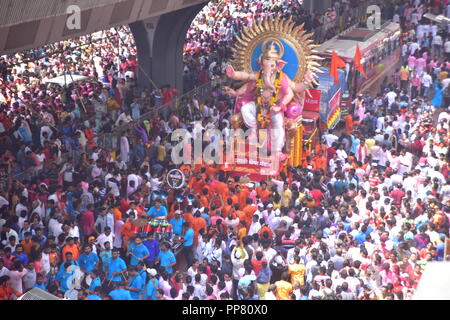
[120,131,130,164]
[40,125,53,147]
[385,90,397,107]
[432,34,443,56]
[444,37,450,59]
[370,142,382,163]
[248,215,261,236]
[115,110,133,126]
[48,216,64,239]
[421,72,432,98]
[409,41,419,55]
[336,144,348,162]
[266,205,281,231]
[322,131,338,148]
[96,227,115,249]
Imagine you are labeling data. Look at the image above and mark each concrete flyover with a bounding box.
[0,0,333,92]
[0,0,209,91]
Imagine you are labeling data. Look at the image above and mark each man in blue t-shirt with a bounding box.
[181,222,195,268]
[106,248,127,284]
[125,266,144,300]
[146,200,168,218]
[156,242,176,275]
[333,174,348,196]
[127,236,150,266]
[144,268,159,300]
[86,287,102,300]
[32,274,46,290]
[169,211,185,236]
[55,262,75,293]
[87,270,102,294]
[78,245,99,274]
[59,252,79,272]
[109,282,133,300]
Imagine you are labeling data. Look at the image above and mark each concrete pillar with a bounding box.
[129,3,205,92]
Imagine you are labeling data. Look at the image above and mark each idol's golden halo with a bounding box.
[230,16,324,84]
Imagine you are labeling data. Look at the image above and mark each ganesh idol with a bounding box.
[222,17,323,161]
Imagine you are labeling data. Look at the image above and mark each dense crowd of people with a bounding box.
[0,0,449,301]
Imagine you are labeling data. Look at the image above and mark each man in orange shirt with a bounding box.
[183,206,194,226]
[61,237,80,261]
[345,113,353,136]
[242,198,257,226]
[199,188,210,209]
[120,213,137,250]
[234,204,248,228]
[256,181,270,202]
[0,276,22,300]
[259,223,274,240]
[112,204,123,225]
[229,188,239,206]
[399,65,410,91]
[222,198,233,218]
[214,178,229,200]
[302,155,315,170]
[314,142,327,156]
[20,232,33,255]
[188,173,205,195]
[191,211,207,246]
[313,150,327,172]
[236,184,249,210]
[205,161,218,176]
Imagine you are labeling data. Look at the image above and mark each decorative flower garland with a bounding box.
[255,71,282,129]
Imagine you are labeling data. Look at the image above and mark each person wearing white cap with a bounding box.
[254,203,266,221]
[247,182,257,204]
[144,268,159,300]
[266,204,280,231]
[169,210,185,236]
[230,246,249,299]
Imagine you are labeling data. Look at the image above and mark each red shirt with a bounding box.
[310,189,323,206]
[162,89,179,105]
[327,147,336,164]
[368,175,380,188]
[251,258,267,276]
[390,189,405,206]
[81,210,95,235]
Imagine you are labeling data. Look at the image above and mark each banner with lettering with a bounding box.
[303,89,321,112]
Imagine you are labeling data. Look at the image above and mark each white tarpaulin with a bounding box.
[42,74,90,87]
[413,262,450,300]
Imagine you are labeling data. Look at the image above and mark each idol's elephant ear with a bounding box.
[277,60,288,72]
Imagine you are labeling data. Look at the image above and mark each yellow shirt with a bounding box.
[288,264,306,286]
[273,201,281,210]
[107,98,120,111]
[157,145,166,162]
[281,189,292,208]
[275,280,293,300]
[365,138,375,154]
[238,227,247,245]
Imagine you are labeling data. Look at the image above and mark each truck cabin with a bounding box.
[302,111,321,148]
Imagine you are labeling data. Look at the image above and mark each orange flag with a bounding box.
[330,51,346,85]
[354,44,367,78]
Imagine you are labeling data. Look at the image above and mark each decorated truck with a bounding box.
[301,67,347,153]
